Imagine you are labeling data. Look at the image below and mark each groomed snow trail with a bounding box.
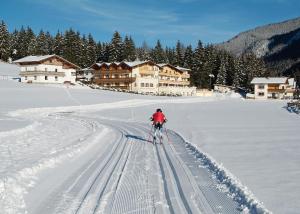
[9,110,242,214]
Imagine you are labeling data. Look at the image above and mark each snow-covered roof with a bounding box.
[13,55,80,69]
[288,78,295,87]
[175,66,191,71]
[157,63,168,67]
[251,77,288,84]
[157,63,183,73]
[94,61,157,68]
[14,55,55,63]
[123,61,149,67]
[0,60,20,77]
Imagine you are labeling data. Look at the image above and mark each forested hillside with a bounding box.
[0,20,267,90]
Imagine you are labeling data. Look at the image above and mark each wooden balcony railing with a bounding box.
[94,77,136,84]
[20,71,65,77]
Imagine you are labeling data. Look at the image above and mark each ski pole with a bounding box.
[164,125,171,144]
[147,124,154,143]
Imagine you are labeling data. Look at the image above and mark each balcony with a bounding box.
[268,88,285,93]
[94,77,136,84]
[20,71,65,77]
[93,69,131,75]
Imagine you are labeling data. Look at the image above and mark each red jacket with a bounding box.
[152,112,166,123]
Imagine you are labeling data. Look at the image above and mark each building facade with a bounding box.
[14,55,80,84]
[91,61,196,96]
[251,77,296,99]
[158,64,195,96]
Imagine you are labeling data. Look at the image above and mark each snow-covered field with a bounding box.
[1,80,299,213]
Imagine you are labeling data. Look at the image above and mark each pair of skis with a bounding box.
[152,135,163,145]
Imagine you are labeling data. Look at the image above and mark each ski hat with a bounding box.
[156,108,162,112]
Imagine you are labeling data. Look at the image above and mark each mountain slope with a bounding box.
[217,17,300,57]
[217,17,300,76]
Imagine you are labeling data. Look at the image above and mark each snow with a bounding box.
[13,55,55,63]
[0,61,20,77]
[251,77,288,84]
[1,79,299,213]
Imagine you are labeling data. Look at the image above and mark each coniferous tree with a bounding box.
[136,41,150,61]
[151,40,166,63]
[86,33,97,66]
[62,28,80,64]
[35,30,48,55]
[52,31,64,56]
[216,55,228,85]
[109,31,123,62]
[183,45,193,69]
[191,40,205,87]
[165,47,176,64]
[175,40,184,66]
[0,20,11,61]
[14,26,27,59]
[45,31,53,54]
[123,35,136,61]
[26,27,37,56]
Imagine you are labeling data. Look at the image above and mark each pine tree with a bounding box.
[216,55,227,85]
[191,40,205,87]
[35,30,48,55]
[165,47,176,64]
[151,40,166,63]
[62,28,81,65]
[14,26,27,59]
[175,40,184,66]
[109,31,123,62]
[26,27,37,56]
[123,35,136,61]
[136,41,150,61]
[53,31,64,56]
[0,20,10,61]
[86,33,97,66]
[45,31,53,54]
[183,45,193,69]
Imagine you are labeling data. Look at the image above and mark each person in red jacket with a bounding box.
[150,108,167,143]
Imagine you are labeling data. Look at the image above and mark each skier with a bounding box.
[150,108,167,144]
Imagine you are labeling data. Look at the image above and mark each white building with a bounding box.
[251,77,296,99]
[91,61,196,96]
[77,68,94,82]
[14,55,80,84]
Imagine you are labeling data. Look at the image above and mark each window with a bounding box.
[71,72,76,76]
[34,67,37,71]
[55,76,58,81]
[258,92,264,96]
[55,69,58,72]
[45,68,48,72]
[45,76,48,80]
[145,83,149,87]
[258,85,264,89]
[34,76,37,80]
[49,59,52,63]
[141,83,144,87]
[25,76,27,80]
[150,83,153,87]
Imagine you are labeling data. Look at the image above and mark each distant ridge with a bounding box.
[216,17,300,76]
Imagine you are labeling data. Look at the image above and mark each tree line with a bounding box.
[0,20,269,90]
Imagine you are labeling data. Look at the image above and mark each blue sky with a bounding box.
[1,0,299,47]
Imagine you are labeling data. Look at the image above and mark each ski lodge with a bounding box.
[91,61,196,96]
[14,55,80,84]
[251,77,296,99]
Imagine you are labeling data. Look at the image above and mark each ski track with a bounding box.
[1,110,266,214]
